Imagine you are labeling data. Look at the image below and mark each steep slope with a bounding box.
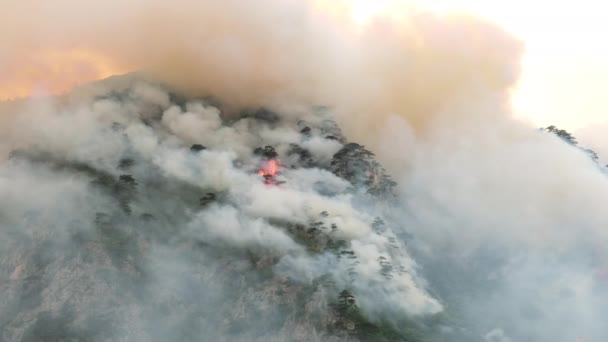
[0,78,441,342]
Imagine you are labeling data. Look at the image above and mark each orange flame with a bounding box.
[258,159,281,185]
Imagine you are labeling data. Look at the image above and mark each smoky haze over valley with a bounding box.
[1,1,608,341]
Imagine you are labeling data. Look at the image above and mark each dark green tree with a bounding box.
[372,217,386,234]
[543,126,601,163]
[190,144,207,153]
[543,125,578,145]
[338,290,357,311]
[330,143,397,196]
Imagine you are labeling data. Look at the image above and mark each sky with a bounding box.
[410,0,608,131]
[1,0,607,132]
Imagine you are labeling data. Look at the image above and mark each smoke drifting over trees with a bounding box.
[1,1,608,341]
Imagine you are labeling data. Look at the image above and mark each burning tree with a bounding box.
[258,159,282,185]
[255,145,283,185]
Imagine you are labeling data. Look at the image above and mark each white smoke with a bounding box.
[0,78,445,340]
[1,0,607,340]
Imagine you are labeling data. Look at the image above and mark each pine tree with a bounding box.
[338,290,357,311]
[330,143,397,196]
[543,125,578,145]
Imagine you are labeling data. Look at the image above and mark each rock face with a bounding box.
[0,78,436,342]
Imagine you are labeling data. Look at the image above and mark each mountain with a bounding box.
[2,75,608,342]
[0,77,442,342]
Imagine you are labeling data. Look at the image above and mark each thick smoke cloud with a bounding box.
[2,0,608,341]
[2,0,520,131]
[393,115,608,340]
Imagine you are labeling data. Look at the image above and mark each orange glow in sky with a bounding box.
[0,48,130,100]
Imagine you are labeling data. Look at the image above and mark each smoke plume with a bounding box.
[1,0,608,341]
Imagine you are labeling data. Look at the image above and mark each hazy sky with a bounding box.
[409,0,608,130]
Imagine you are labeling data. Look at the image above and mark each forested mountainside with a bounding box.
[1,76,607,342]
[0,78,442,342]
